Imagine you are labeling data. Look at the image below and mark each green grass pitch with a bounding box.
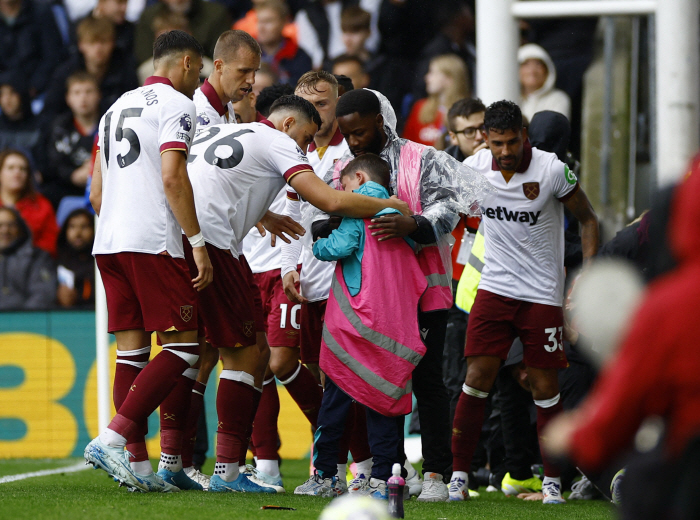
[0,458,615,520]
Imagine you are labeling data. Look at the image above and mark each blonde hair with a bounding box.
[419,54,470,125]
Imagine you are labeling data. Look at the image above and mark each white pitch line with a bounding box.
[0,462,89,484]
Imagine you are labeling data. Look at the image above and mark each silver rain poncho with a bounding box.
[319,89,496,282]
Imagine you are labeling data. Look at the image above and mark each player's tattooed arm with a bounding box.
[563,187,599,263]
[89,151,103,215]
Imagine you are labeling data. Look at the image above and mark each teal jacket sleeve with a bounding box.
[312,217,364,261]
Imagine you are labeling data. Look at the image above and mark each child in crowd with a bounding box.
[339,6,372,61]
[44,72,101,208]
[294,154,427,499]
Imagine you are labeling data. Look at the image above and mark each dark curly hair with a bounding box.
[269,95,322,129]
[484,100,523,133]
[255,83,294,117]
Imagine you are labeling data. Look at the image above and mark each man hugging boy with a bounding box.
[294,153,427,498]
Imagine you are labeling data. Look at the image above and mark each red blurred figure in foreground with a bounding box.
[544,154,700,474]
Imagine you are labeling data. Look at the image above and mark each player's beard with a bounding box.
[353,128,384,157]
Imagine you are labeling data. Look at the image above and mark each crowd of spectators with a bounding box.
[0,0,597,311]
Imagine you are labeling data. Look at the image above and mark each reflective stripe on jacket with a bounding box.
[455,222,485,313]
[320,218,427,417]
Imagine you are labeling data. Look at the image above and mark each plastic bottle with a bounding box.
[387,463,405,519]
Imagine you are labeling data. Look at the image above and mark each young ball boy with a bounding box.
[294,153,427,499]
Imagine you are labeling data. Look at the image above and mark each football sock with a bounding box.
[451,385,489,472]
[535,394,564,478]
[131,460,153,476]
[216,371,258,476]
[356,458,373,478]
[113,347,150,454]
[337,463,347,483]
[256,458,280,478]
[278,363,323,429]
[111,345,198,436]
[159,369,196,464]
[543,476,562,486]
[214,462,238,483]
[404,459,416,479]
[181,380,206,469]
[99,428,126,448]
[452,470,469,482]
[251,377,280,462]
[238,386,262,469]
[349,403,372,464]
[158,453,182,473]
[126,430,149,464]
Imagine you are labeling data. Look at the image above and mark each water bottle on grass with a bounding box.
[388,463,405,518]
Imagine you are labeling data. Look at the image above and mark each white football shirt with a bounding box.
[193,79,235,127]
[187,121,313,259]
[93,76,197,258]
[465,143,579,306]
[280,127,349,301]
[241,190,288,272]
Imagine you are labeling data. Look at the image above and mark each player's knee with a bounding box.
[269,349,297,376]
[465,361,499,392]
[199,347,219,375]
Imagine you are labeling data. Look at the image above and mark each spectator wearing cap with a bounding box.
[0,206,56,310]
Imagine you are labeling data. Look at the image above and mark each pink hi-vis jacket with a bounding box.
[331,142,453,312]
[320,218,428,416]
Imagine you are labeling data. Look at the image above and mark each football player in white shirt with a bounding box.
[448,101,599,504]
[185,95,409,493]
[280,71,374,491]
[193,30,260,127]
[183,29,263,488]
[85,30,213,493]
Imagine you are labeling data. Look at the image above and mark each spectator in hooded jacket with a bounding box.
[0,77,45,173]
[0,206,56,310]
[56,208,95,309]
[0,149,58,257]
[518,44,571,122]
